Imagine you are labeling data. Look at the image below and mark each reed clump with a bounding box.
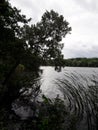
[56,73,98,130]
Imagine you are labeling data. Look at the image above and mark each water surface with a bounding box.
[40,66,98,97]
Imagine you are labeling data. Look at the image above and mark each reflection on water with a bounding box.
[40,66,98,130]
[12,66,98,130]
[40,66,98,97]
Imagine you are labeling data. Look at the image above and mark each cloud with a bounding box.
[63,40,98,58]
[74,0,98,12]
[10,0,98,58]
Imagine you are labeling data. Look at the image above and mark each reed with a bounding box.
[55,73,98,130]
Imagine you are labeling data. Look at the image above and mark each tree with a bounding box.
[22,10,71,61]
[0,1,71,109]
[0,0,30,83]
[0,1,72,129]
[0,0,30,107]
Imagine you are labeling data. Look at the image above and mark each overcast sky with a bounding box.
[10,0,98,58]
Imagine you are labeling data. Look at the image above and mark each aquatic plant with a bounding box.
[56,73,98,130]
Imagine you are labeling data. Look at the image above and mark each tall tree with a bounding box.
[0,1,71,108]
[0,0,30,107]
[22,10,71,61]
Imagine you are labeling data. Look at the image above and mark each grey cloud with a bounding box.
[10,0,98,58]
[63,41,98,58]
[74,0,98,12]
[63,47,98,58]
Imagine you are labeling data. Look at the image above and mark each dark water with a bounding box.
[11,67,98,130]
[40,66,98,97]
[40,66,98,130]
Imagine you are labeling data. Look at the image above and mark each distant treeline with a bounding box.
[64,58,98,67]
[41,58,98,67]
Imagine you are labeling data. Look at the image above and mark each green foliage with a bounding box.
[64,58,98,67]
[0,0,71,110]
[0,0,31,108]
[6,95,76,130]
[21,10,71,60]
[0,1,72,130]
[42,57,98,67]
[37,95,76,130]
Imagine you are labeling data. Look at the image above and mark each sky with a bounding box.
[10,0,98,58]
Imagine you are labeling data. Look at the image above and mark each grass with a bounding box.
[55,72,98,130]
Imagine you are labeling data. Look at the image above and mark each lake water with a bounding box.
[40,66,98,98]
[13,66,98,130]
[40,66,98,130]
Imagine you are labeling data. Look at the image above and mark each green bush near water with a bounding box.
[0,95,77,130]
